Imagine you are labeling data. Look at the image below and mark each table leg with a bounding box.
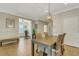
[32,41,34,56]
[0,42,2,46]
[48,47,52,56]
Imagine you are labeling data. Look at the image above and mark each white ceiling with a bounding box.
[0,3,79,20]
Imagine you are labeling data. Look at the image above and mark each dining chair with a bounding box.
[35,33,42,54]
[44,32,48,38]
[52,33,66,56]
[36,33,42,39]
[61,33,66,55]
[35,32,48,55]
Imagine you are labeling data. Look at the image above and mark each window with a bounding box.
[44,25,48,32]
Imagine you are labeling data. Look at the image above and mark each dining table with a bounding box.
[31,36,58,56]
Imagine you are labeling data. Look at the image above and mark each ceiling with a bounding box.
[0,3,79,21]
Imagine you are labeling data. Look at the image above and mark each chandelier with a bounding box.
[46,2,52,21]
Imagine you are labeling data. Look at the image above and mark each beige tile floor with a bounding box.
[0,37,79,56]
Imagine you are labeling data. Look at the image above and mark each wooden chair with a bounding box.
[35,32,49,56]
[35,33,42,54]
[61,33,66,55]
[52,33,66,56]
[36,33,42,39]
[55,34,63,56]
[44,32,48,38]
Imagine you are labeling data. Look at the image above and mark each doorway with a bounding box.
[19,18,32,39]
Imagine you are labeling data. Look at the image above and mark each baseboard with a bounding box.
[2,40,17,45]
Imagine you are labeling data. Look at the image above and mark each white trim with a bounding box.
[0,5,79,20]
[54,5,79,15]
[0,10,33,21]
[2,41,17,45]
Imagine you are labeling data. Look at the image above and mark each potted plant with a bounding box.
[32,28,36,39]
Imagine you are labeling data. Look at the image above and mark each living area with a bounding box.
[0,3,79,56]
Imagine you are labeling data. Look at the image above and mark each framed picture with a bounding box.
[6,18,15,28]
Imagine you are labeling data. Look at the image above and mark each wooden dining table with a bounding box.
[31,36,58,56]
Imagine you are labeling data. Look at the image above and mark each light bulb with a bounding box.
[47,16,52,19]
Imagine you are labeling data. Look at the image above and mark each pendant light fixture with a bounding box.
[47,1,52,21]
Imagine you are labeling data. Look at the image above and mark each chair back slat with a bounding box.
[55,33,66,56]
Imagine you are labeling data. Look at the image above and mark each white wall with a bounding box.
[48,22,53,35]
[53,16,64,35]
[63,16,79,47]
[32,20,48,34]
[0,12,19,40]
[53,12,79,47]
[38,21,45,33]
[63,16,79,33]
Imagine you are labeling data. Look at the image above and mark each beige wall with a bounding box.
[0,12,19,40]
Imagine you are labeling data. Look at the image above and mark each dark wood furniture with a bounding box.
[31,36,57,56]
[52,33,66,56]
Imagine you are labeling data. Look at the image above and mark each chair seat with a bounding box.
[52,49,56,52]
